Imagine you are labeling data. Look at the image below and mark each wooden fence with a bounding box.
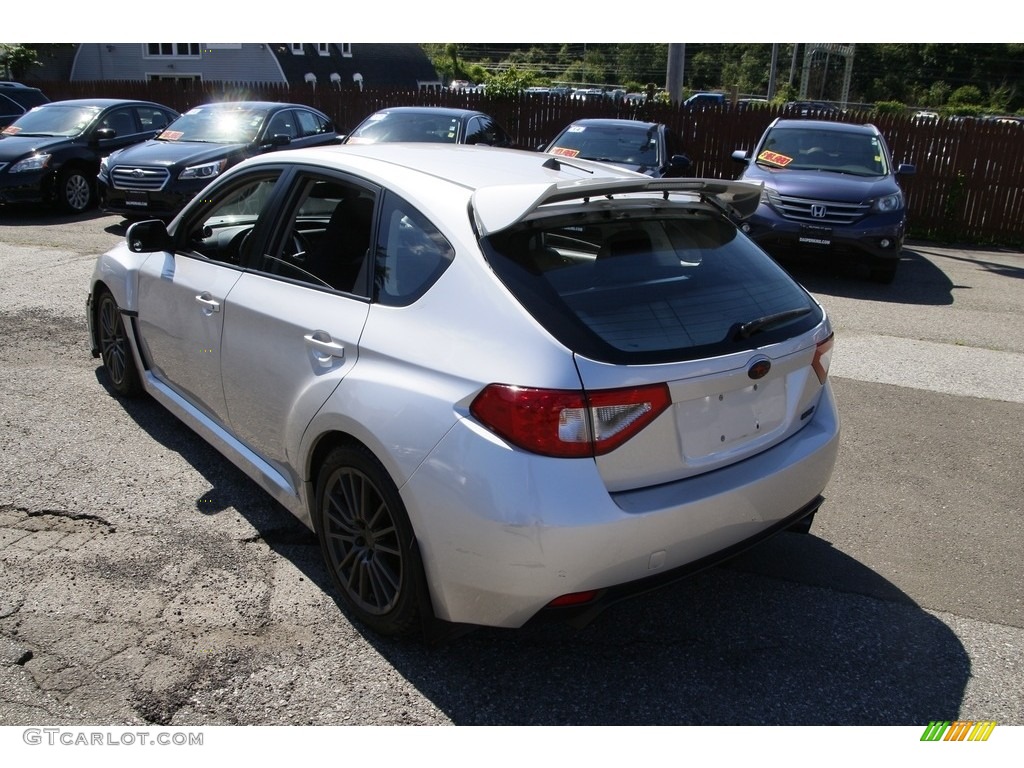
[32,80,1024,247]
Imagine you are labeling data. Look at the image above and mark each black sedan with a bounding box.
[541,118,691,178]
[342,106,517,147]
[98,101,339,220]
[0,98,178,213]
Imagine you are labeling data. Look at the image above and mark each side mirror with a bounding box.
[896,163,916,176]
[268,134,292,147]
[93,127,117,142]
[126,219,172,253]
[731,149,751,164]
[669,153,691,169]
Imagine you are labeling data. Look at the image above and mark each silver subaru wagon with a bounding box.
[88,143,840,637]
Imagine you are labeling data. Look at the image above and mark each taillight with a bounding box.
[470,383,671,458]
[812,333,834,384]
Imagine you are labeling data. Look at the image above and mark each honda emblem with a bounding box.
[811,204,827,218]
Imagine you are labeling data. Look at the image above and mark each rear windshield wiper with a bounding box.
[732,307,811,340]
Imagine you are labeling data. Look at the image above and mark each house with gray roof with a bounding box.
[29,43,440,91]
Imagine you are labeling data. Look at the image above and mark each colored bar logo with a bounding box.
[921,721,997,741]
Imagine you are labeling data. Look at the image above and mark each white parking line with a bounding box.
[832,333,1024,404]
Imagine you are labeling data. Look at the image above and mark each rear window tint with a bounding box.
[482,210,821,364]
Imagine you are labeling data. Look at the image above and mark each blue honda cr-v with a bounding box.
[732,118,915,283]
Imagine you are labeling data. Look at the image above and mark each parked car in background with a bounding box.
[683,92,727,109]
[0,81,50,129]
[541,118,691,178]
[342,106,517,148]
[87,143,839,637]
[0,98,178,213]
[784,101,841,117]
[98,101,339,220]
[732,118,916,283]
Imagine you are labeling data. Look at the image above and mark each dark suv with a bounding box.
[98,101,339,220]
[732,119,915,283]
[0,82,50,129]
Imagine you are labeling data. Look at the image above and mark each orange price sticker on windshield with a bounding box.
[2,126,21,136]
[159,130,184,141]
[551,147,580,158]
[758,150,793,167]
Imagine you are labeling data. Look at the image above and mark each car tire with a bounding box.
[96,290,142,397]
[57,166,95,213]
[315,443,428,637]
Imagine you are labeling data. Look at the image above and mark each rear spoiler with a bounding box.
[472,177,763,236]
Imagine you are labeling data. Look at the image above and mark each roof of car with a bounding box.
[561,118,661,130]
[186,102,321,112]
[366,106,486,118]
[35,98,171,109]
[249,143,630,190]
[235,143,760,235]
[771,119,877,135]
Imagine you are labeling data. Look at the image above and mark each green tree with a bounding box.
[0,44,40,80]
[484,65,533,99]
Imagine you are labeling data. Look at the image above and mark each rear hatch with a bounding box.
[477,178,833,491]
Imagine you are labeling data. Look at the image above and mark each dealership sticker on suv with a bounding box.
[758,150,793,167]
[551,147,581,158]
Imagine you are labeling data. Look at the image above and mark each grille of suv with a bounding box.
[765,190,870,225]
[111,166,170,191]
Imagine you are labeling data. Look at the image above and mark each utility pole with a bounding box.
[666,43,685,104]
[768,43,779,99]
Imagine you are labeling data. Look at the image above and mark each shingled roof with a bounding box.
[269,43,441,90]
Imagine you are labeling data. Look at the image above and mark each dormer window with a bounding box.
[290,44,304,55]
[146,43,201,57]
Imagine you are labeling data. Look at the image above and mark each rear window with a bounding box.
[481,209,822,364]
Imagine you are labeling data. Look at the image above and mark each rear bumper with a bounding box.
[403,384,840,628]
[531,494,824,628]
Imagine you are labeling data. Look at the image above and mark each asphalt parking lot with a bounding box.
[0,207,1022,727]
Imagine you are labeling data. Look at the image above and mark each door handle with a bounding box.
[304,332,345,366]
[195,293,221,313]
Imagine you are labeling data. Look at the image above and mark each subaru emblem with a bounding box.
[748,358,771,380]
[811,204,827,218]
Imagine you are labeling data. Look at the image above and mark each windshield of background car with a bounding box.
[346,112,461,144]
[755,127,889,176]
[1,104,100,137]
[481,206,821,365]
[157,106,268,144]
[547,124,659,166]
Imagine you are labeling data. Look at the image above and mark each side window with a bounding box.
[255,174,377,294]
[375,192,454,306]
[181,173,282,265]
[296,110,327,137]
[100,108,138,137]
[137,107,172,132]
[465,116,508,146]
[266,110,298,140]
[665,129,678,157]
